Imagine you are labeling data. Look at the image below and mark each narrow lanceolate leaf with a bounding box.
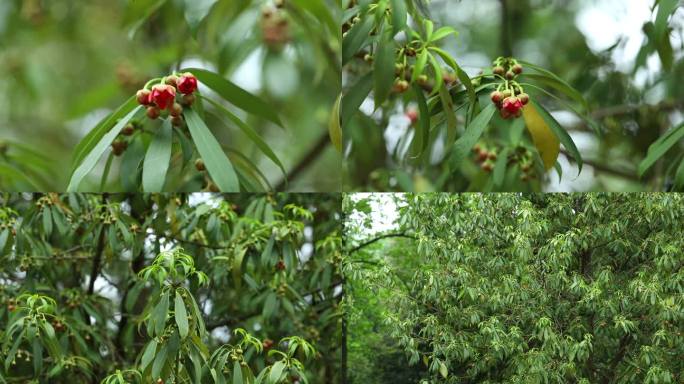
[374,33,396,108]
[329,95,342,153]
[268,361,286,384]
[341,72,373,129]
[185,108,240,192]
[72,96,138,171]
[410,84,430,158]
[183,0,217,36]
[654,0,679,45]
[451,103,497,169]
[638,122,684,177]
[233,361,244,384]
[522,102,560,170]
[68,105,143,191]
[153,292,170,336]
[493,147,511,187]
[151,342,168,379]
[342,14,374,65]
[389,0,407,35]
[201,96,287,177]
[183,68,284,128]
[530,100,583,174]
[518,60,588,110]
[411,49,429,83]
[140,340,158,372]
[175,291,189,339]
[142,119,173,192]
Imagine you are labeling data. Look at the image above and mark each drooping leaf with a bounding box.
[638,123,684,177]
[341,72,373,129]
[522,102,560,170]
[342,13,374,65]
[329,94,343,153]
[530,100,583,174]
[175,291,189,339]
[142,119,173,192]
[374,33,396,108]
[184,68,284,128]
[185,108,240,192]
[68,105,143,192]
[451,103,497,169]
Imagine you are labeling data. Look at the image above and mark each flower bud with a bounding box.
[512,64,523,74]
[122,123,135,136]
[136,89,151,105]
[171,116,184,127]
[490,91,504,104]
[195,158,206,171]
[165,75,178,87]
[146,106,161,120]
[176,73,198,94]
[518,93,530,105]
[505,71,515,80]
[181,94,196,107]
[493,66,505,76]
[170,103,183,117]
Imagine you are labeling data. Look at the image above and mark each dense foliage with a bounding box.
[346,193,684,383]
[0,193,342,383]
[0,0,341,192]
[342,0,684,192]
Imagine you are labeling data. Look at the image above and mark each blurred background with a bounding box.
[0,0,341,192]
[343,0,684,192]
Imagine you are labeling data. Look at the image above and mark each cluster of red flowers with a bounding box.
[490,90,529,119]
[489,59,529,119]
[135,72,198,126]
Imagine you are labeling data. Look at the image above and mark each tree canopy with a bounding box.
[0,193,342,383]
[346,193,684,383]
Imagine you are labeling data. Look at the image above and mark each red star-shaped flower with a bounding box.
[150,84,176,110]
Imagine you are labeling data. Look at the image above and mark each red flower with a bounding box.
[150,84,176,110]
[502,96,523,115]
[176,73,198,95]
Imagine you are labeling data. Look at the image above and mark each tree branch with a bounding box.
[276,131,331,191]
[347,232,416,254]
[560,149,637,180]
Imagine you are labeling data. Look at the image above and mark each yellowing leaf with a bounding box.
[439,362,448,378]
[522,103,560,170]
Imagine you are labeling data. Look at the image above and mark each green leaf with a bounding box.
[151,342,168,379]
[263,292,277,319]
[72,96,138,171]
[430,26,457,43]
[674,158,684,188]
[68,105,143,191]
[153,292,170,337]
[32,338,42,374]
[185,108,240,192]
[342,13,374,65]
[175,291,189,339]
[42,208,52,237]
[522,73,588,111]
[438,85,457,145]
[268,361,286,384]
[374,33,396,108]
[184,68,284,128]
[341,72,373,129]
[140,340,158,373]
[142,119,173,192]
[410,84,430,158]
[411,49,429,83]
[389,0,407,35]
[638,123,684,177]
[429,47,475,103]
[119,136,145,191]
[289,0,337,36]
[439,361,448,378]
[655,0,679,45]
[201,96,287,178]
[233,361,244,384]
[329,95,343,153]
[493,147,511,187]
[451,103,497,169]
[183,0,217,36]
[530,100,583,174]
[123,0,167,38]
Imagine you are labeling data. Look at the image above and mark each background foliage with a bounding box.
[0,0,341,192]
[342,0,684,192]
[0,193,342,383]
[345,193,684,383]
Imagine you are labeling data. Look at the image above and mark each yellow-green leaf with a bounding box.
[522,103,560,170]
